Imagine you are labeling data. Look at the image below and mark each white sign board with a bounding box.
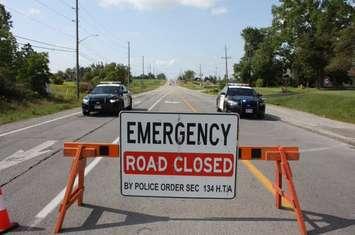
[120,112,239,199]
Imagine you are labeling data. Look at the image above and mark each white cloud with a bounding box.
[28,8,41,16]
[156,59,176,67]
[0,0,6,5]
[211,6,227,15]
[98,0,217,10]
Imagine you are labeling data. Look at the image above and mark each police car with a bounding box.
[216,83,265,119]
[82,81,132,116]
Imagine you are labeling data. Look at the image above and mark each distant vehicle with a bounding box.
[82,81,132,116]
[216,84,265,119]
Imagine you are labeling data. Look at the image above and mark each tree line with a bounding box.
[233,0,354,88]
[52,63,167,87]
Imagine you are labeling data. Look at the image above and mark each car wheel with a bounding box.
[127,98,132,110]
[257,112,265,119]
[82,110,90,116]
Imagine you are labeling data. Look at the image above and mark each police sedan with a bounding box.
[216,83,265,119]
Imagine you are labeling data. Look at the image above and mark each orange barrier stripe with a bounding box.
[63,142,119,158]
[239,146,299,161]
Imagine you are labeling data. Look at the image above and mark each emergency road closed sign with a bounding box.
[120,112,239,199]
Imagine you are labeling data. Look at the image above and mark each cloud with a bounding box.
[28,8,41,16]
[0,0,6,5]
[98,0,217,10]
[156,59,176,67]
[211,6,227,15]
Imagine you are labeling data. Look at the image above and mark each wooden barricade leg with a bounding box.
[54,145,85,233]
[279,147,307,235]
[77,157,86,206]
[274,160,282,209]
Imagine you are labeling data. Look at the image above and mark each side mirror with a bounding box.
[257,93,262,97]
[220,92,226,96]
[123,90,128,94]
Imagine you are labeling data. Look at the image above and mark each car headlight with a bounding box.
[82,97,89,104]
[109,98,119,103]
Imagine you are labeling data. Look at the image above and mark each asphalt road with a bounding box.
[1,84,355,235]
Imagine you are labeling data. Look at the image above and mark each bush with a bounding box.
[52,76,64,85]
[79,82,93,93]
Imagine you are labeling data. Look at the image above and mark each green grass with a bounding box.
[255,87,355,124]
[179,81,222,95]
[128,79,166,94]
[0,79,165,125]
[179,81,355,124]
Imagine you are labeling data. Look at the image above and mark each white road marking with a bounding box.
[164,101,180,104]
[29,91,167,227]
[0,141,57,172]
[300,143,348,153]
[0,112,81,138]
[148,92,169,111]
[133,100,142,105]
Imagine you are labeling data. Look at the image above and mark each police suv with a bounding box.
[216,83,265,119]
[82,81,132,116]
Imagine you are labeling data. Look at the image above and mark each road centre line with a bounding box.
[0,112,81,138]
[29,91,168,228]
[180,94,292,208]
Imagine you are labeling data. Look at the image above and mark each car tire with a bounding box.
[115,101,124,116]
[257,112,265,119]
[127,98,132,110]
[82,110,90,116]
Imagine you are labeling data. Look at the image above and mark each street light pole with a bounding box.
[75,0,80,100]
[128,41,130,87]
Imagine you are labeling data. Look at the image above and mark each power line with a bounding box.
[8,6,75,39]
[80,4,127,49]
[14,35,74,50]
[17,42,75,53]
[57,0,74,10]
[32,0,74,23]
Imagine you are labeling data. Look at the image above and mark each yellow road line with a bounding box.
[181,96,198,112]
[180,94,292,209]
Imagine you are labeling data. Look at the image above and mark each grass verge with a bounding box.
[0,79,165,125]
[255,87,355,124]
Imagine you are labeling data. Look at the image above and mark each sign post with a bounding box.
[120,112,239,199]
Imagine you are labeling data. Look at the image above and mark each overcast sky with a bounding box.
[2,0,278,78]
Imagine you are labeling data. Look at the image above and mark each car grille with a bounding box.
[241,100,257,108]
[89,98,106,105]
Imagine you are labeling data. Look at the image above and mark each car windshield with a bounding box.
[227,88,256,96]
[91,86,122,94]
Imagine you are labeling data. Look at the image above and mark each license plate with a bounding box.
[94,104,102,110]
[245,109,253,113]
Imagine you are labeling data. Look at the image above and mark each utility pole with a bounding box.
[142,56,145,77]
[221,45,231,83]
[127,41,130,87]
[199,64,203,79]
[75,0,80,99]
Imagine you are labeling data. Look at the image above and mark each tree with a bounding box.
[157,73,167,80]
[0,4,17,97]
[16,44,51,96]
[183,70,195,81]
